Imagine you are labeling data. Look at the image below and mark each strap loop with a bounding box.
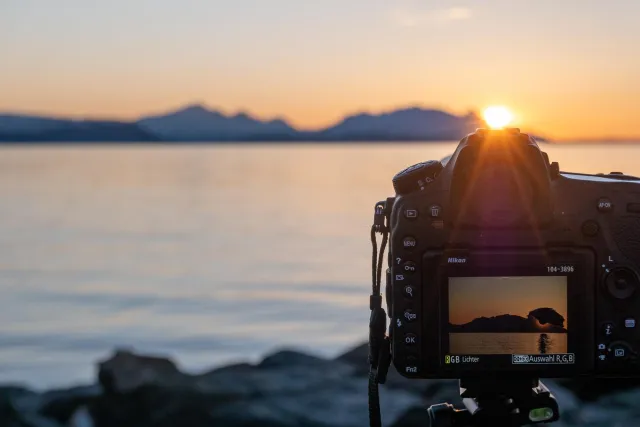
[369,201,392,427]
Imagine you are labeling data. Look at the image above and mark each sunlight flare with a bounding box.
[483,106,514,129]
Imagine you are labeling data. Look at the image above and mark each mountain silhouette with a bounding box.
[0,114,158,142]
[0,104,486,142]
[311,108,484,141]
[449,307,567,333]
[137,104,297,141]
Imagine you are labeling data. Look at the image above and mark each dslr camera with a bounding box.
[373,128,640,382]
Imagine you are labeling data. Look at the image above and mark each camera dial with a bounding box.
[605,267,639,300]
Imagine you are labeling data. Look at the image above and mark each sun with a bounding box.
[483,106,514,129]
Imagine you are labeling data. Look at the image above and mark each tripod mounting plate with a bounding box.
[428,377,560,427]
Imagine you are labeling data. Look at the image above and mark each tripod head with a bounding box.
[427,378,559,427]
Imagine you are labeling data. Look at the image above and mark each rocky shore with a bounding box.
[2,343,640,427]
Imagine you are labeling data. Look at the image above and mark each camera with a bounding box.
[381,128,640,380]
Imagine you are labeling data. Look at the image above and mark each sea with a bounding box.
[449,333,568,355]
[0,141,639,389]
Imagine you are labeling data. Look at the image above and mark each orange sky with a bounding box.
[2,1,640,139]
[449,276,568,328]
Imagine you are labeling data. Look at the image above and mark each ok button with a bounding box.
[404,333,417,346]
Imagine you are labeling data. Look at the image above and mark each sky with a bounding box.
[2,0,640,139]
[448,276,568,327]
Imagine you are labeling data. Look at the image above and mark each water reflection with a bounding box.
[0,143,637,388]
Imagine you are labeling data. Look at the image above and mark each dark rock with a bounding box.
[88,385,217,427]
[258,349,328,369]
[335,343,368,368]
[89,347,421,427]
[529,308,566,328]
[554,377,640,401]
[3,344,640,427]
[38,386,101,424]
[68,406,93,427]
[389,406,430,427]
[97,349,185,393]
[0,386,53,427]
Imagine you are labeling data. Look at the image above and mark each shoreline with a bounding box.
[2,342,640,427]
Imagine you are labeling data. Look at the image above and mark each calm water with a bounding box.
[0,142,639,389]
[450,333,568,354]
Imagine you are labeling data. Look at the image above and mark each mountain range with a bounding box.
[0,104,487,142]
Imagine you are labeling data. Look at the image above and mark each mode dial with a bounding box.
[392,160,443,195]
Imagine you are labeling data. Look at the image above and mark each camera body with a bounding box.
[386,128,640,379]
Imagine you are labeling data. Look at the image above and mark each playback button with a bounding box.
[404,209,419,220]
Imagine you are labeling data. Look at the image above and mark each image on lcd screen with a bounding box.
[448,276,568,355]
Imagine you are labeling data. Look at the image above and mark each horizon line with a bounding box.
[2,103,640,141]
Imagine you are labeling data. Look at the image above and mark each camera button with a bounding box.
[403,285,416,299]
[404,333,418,346]
[402,261,417,275]
[403,309,417,322]
[429,205,442,218]
[597,198,613,212]
[402,236,417,250]
[609,342,632,361]
[404,209,419,220]
[602,322,616,337]
[405,356,419,375]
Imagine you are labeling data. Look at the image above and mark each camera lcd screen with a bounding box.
[445,276,573,367]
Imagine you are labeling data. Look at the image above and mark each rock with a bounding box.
[88,385,221,427]
[97,349,186,393]
[86,347,423,427]
[555,377,640,401]
[17,413,64,427]
[4,343,640,427]
[69,406,94,427]
[335,343,368,368]
[38,386,101,424]
[389,406,432,427]
[529,308,566,327]
[0,385,57,427]
[258,349,329,369]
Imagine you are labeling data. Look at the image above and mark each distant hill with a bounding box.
[450,308,567,333]
[0,114,158,142]
[138,104,297,141]
[0,104,487,142]
[314,108,484,141]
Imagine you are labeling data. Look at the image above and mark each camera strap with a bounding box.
[369,202,392,427]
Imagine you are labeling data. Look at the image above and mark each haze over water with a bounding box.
[0,141,638,389]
